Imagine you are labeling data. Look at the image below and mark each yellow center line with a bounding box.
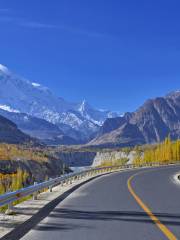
[127,171,177,240]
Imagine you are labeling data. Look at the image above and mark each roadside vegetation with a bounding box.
[0,144,64,211]
[133,137,180,166]
[0,137,179,209]
[100,157,129,167]
[0,144,59,198]
[0,169,30,211]
[98,137,180,167]
[0,169,29,194]
[98,147,131,167]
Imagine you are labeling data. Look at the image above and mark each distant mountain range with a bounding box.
[0,64,179,147]
[0,64,119,144]
[89,91,180,147]
[0,108,78,145]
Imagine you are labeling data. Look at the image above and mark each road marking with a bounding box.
[127,171,177,240]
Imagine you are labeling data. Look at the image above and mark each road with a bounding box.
[19,166,180,240]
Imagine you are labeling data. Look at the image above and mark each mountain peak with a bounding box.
[81,99,88,106]
[78,99,90,113]
[0,64,10,74]
[166,90,180,99]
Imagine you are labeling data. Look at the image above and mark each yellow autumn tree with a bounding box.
[133,137,180,166]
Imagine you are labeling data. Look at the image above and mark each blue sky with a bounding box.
[0,0,180,112]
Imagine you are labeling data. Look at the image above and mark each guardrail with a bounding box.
[0,160,180,214]
[0,165,122,213]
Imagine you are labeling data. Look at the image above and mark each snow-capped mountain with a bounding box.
[0,64,119,142]
[76,100,119,126]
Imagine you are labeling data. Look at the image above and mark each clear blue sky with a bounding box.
[0,0,180,112]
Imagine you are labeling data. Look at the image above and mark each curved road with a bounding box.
[20,166,180,240]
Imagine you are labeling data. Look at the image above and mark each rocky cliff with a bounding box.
[56,148,134,167]
[56,151,97,167]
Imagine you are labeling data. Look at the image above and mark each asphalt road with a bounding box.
[20,165,180,240]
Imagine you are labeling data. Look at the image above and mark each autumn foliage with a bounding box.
[133,137,180,166]
[0,144,48,162]
[0,144,50,196]
[0,169,29,195]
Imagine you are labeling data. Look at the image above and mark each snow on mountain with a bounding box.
[0,64,120,142]
[0,64,73,116]
[0,64,10,74]
[166,90,180,99]
[32,82,41,87]
[76,100,119,126]
[0,104,20,113]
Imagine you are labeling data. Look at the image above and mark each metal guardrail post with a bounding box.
[49,178,53,192]
[33,182,38,200]
[69,177,73,184]
[5,202,14,215]
[62,180,65,186]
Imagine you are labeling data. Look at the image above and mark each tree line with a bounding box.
[0,144,49,162]
[133,137,180,165]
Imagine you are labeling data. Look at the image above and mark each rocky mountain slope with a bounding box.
[0,64,119,143]
[89,91,180,147]
[0,108,78,145]
[0,114,34,144]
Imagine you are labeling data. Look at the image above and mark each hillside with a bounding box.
[89,91,180,147]
[0,109,78,145]
[0,115,35,144]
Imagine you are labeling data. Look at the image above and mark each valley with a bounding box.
[0,64,180,198]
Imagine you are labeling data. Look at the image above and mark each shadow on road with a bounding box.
[34,208,180,232]
[1,174,105,240]
[2,170,180,239]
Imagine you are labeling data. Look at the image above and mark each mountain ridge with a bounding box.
[0,114,36,144]
[89,91,180,147]
[0,64,119,143]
